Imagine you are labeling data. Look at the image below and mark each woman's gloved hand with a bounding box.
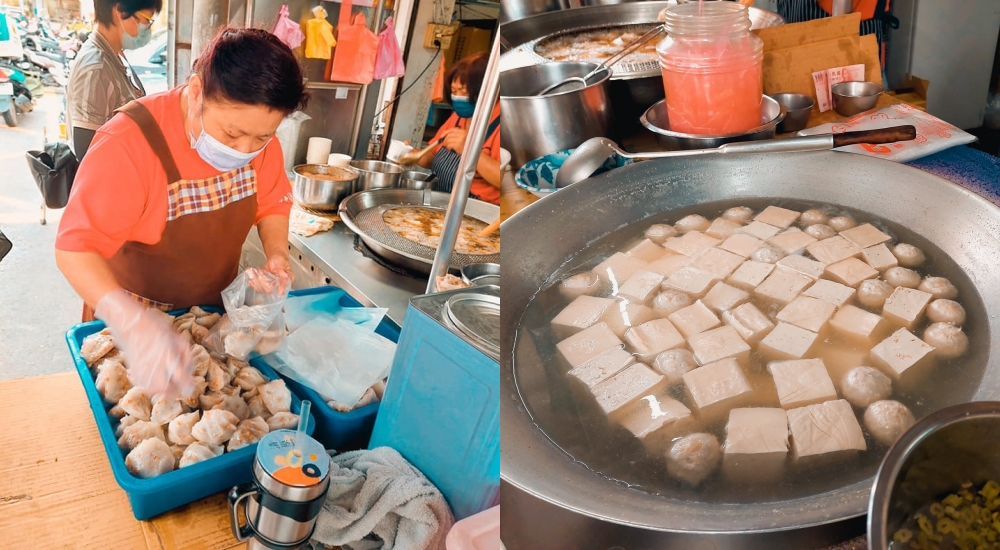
[95,289,194,399]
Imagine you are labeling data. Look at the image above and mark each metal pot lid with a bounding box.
[445,293,500,359]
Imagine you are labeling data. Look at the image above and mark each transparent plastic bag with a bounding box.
[203,269,289,360]
[283,291,387,335]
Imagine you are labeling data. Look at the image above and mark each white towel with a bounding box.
[309,447,454,550]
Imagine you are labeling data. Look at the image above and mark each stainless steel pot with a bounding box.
[500,62,613,169]
[292,164,359,211]
[350,160,404,191]
[500,0,571,24]
[500,152,1000,542]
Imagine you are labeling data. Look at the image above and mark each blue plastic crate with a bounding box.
[67,310,316,521]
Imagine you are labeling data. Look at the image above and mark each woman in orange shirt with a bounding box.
[55,29,308,397]
[406,52,501,205]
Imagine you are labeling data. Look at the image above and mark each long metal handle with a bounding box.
[228,483,259,542]
[619,135,836,160]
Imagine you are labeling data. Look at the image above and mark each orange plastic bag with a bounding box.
[431,55,446,103]
[328,0,379,84]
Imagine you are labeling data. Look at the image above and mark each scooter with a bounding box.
[0,70,18,126]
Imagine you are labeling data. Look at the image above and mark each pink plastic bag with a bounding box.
[273,5,305,50]
[373,17,405,80]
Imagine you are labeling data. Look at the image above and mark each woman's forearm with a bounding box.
[55,249,122,309]
[257,215,291,260]
[476,153,502,188]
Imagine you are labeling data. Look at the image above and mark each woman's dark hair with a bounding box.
[194,28,309,114]
[94,0,162,27]
[443,52,488,107]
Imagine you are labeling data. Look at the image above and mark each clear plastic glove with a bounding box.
[95,289,194,399]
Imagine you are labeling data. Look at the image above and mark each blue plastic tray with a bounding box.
[67,308,316,521]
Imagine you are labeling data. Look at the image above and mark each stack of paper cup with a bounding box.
[327,153,352,167]
[306,137,333,165]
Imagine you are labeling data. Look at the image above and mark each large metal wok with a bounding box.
[500,152,1000,543]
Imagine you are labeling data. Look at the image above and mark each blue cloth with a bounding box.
[906,146,1000,204]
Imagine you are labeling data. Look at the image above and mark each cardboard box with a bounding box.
[446,25,492,69]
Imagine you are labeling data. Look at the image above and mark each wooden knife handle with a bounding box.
[833,125,917,147]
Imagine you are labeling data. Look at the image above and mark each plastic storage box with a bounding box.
[446,506,500,550]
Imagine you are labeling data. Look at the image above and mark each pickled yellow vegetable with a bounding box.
[892,481,1000,550]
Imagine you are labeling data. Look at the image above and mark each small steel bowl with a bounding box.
[640,95,786,150]
[461,262,501,287]
[832,81,883,117]
[400,166,436,190]
[769,92,815,133]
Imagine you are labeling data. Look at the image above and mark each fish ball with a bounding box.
[722,207,754,224]
[926,299,965,326]
[559,272,603,299]
[918,277,958,300]
[923,322,968,359]
[800,209,829,226]
[804,224,837,240]
[653,289,693,317]
[864,400,916,446]
[675,215,711,233]
[667,433,722,486]
[884,267,921,289]
[653,349,697,384]
[892,244,925,268]
[858,279,894,308]
[842,367,892,408]
[828,216,857,232]
[750,244,784,264]
[645,224,677,244]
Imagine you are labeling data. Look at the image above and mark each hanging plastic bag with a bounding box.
[431,55,446,103]
[327,0,379,84]
[273,5,305,50]
[203,268,289,360]
[373,17,404,80]
[304,5,337,60]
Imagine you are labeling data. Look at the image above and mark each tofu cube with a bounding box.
[626,239,669,263]
[616,270,665,304]
[593,252,647,286]
[556,322,624,370]
[776,296,837,333]
[829,305,888,344]
[754,206,801,228]
[882,287,933,329]
[767,230,818,256]
[723,408,789,483]
[802,279,856,307]
[719,233,764,258]
[706,217,744,240]
[567,348,636,390]
[787,399,867,463]
[688,325,752,366]
[722,302,776,343]
[663,267,721,298]
[839,223,892,249]
[755,267,814,305]
[777,254,826,280]
[806,236,862,265]
[551,296,615,339]
[870,328,936,385]
[768,359,837,409]
[825,258,879,288]
[759,322,819,361]
[617,393,696,449]
[702,282,750,313]
[645,254,691,278]
[600,300,657,338]
[739,221,782,241]
[663,231,722,257]
[727,261,775,291]
[690,247,745,278]
[861,244,898,272]
[668,300,721,339]
[624,319,686,362]
[592,363,667,416]
[682,358,755,421]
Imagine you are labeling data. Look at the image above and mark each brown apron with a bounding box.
[82,101,258,321]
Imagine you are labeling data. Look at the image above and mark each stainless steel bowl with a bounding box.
[869,402,1000,550]
[640,95,786,150]
[350,160,405,191]
[770,92,815,133]
[461,262,501,287]
[291,164,359,211]
[400,167,436,190]
[832,81,883,117]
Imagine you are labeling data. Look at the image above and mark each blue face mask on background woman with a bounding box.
[451,95,475,118]
[122,21,152,50]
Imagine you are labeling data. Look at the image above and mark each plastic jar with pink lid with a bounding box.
[656,2,764,135]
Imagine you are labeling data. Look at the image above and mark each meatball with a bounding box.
[923,323,968,359]
[559,272,603,300]
[841,367,892,408]
[884,267,921,289]
[892,243,926,268]
[858,279,894,308]
[645,223,678,244]
[864,400,916,446]
[800,209,829,227]
[750,244,784,264]
[675,214,711,234]
[722,207,754,224]
[918,277,958,300]
[666,433,722,486]
[804,224,837,240]
[926,299,965,326]
[652,289,693,317]
[828,215,857,232]
[653,349,697,384]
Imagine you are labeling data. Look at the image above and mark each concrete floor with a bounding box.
[0,90,80,381]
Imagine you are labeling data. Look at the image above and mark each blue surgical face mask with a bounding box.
[122,21,152,50]
[451,95,475,118]
[190,110,268,172]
